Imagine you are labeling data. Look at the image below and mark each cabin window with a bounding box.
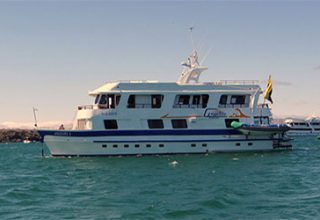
[174,94,209,108]
[192,95,201,105]
[171,119,188,129]
[104,120,118,129]
[225,119,239,128]
[127,94,163,108]
[148,119,164,129]
[94,95,100,104]
[219,94,249,108]
[127,95,136,108]
[219,95,228,105]
[202,95,209,108]
[98,94,121,109]
[152,95,163,108]
[178,95,190,105]
[231,95,246,105]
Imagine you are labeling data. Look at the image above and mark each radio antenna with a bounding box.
[189,26,196,50]
[33,107,38,128]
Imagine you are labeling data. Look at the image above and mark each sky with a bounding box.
[0,1,320,128]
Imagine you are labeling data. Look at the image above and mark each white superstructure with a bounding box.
[285,117,320,136]
[38,49,291,156]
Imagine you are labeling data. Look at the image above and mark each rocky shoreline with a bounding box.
[0,129,41,143]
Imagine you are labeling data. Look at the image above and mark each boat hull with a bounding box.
[39,129,291,156]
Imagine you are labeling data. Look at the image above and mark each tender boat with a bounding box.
[285,117,320,136]
[38,48,291,156]
[231,121,290,136]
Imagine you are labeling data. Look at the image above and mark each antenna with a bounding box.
[33,107,38,128]
[200,46,213,66]
[189,26,195,50]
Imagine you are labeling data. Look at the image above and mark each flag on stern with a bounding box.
[264,75,273,104]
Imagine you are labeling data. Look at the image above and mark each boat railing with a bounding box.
[216,80,261,85]
[173,104,208,108]
[106,80,159,84]
[218,104,249,108]
[258,104,269,109]
[78,105,94,110]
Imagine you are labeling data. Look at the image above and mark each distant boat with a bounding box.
[23,138,31,144]
[285,117,320,136]
[37,46,292,156]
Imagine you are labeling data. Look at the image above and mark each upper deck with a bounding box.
[89,80,261,96]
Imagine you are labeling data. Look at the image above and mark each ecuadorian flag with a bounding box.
[264,75,273,104]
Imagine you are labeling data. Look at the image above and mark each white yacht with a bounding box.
[285,117,320,136]
[38,50,291,156]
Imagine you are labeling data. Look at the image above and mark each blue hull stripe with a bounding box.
[93,139,278,143]
[38,129,241,138]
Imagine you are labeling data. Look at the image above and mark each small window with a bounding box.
[104,120,118,129]
[113,144,118,148]
[148,119,164,129]
[146,144,151,148]
[98,94,121,109]
[202,95,209,108]
[248,142,253,146]
[135,144,140,148]
[225,119,239,128]
[127,95,136,108]
[151,95,163,108]
[95,95,100,104]
[191,144,196,147]
[99,95,108,105]
[236,143,241,146]
[230,95,246,105]
[179,95,190,105]
[219,95,228,105]
[192,95,201,105]
[191,94,209,108]
[171,119,188,129]
[102,144,107,148]
[202,143,207,147]
[124,144,129,148]
[159,144,164,147]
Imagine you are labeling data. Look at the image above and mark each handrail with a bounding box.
[217,80,261,85]
[78,105,94,110]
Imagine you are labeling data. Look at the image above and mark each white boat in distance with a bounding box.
[285,117,320,136]
[38,49,291,156]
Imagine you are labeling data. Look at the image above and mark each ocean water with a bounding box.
[1,138,320,219]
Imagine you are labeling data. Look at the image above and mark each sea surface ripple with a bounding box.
[1,137,320,219]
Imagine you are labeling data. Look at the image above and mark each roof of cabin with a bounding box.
[88,81,261,96]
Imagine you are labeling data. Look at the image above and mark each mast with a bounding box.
[177,27,208,84]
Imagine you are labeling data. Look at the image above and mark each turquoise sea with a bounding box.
[1,138,320,219]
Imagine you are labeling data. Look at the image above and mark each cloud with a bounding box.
[0,121,73,129]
